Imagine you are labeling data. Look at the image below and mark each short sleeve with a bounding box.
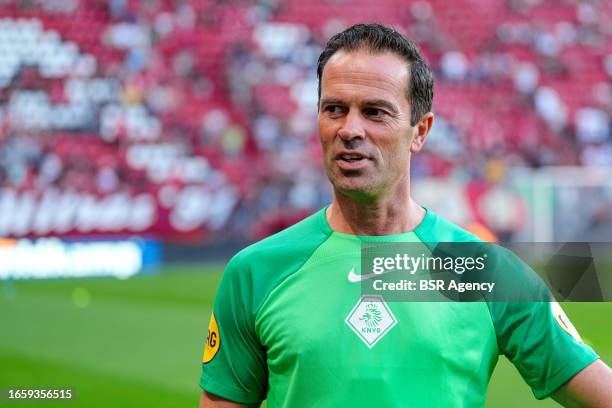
[199,255,268,404]
[490,299,599,399]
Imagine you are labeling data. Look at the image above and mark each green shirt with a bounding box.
[200,207,598,407]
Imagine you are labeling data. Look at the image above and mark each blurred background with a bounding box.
[0,0,610,406]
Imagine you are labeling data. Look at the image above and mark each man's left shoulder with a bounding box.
[416,209,483,243]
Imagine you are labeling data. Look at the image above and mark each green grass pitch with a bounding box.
[0,264,610,407]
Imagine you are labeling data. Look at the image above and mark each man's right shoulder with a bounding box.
[224,208,331,279]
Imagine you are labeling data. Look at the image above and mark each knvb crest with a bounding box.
[345,295,397,348]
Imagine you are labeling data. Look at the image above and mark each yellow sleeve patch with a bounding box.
[203,312,220,363]
[551,301,583,343]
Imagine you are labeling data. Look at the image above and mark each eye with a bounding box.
[323,105,345,115]
[363,107,385,117]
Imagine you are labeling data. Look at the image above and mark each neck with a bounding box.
[326,180,425,236]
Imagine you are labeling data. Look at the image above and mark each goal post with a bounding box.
[513,166,612,243]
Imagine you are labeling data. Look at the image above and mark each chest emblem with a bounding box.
[345,295,397,348]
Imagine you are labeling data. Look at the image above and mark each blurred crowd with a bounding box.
[0,0,610,240]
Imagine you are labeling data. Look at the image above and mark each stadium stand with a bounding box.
[0,0,610,241]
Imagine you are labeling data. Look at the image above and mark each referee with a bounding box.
[199,23,612,407]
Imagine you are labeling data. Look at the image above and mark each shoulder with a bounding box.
[230,208,330,271]
[415,208,483,243]
[220,208,331,309]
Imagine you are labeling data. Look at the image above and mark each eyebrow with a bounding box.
[319,97,399,115]
[319,97,343,108]
[364,99,399,115]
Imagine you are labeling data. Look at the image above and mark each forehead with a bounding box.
[320,49,410,104]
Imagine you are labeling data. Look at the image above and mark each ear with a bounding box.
[410,112,434,154]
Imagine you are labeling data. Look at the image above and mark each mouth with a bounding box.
[335,152,368,162]
[334,151,370,170]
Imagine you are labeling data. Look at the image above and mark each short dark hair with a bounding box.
[317,23,434,126]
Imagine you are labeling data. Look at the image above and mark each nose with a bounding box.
[337,109,365,142]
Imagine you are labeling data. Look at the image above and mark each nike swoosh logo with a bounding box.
[347,266,387,283]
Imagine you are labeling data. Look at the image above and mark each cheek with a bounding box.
[319,137,332,162]
[317,120,333,150]
[377,133,412,169]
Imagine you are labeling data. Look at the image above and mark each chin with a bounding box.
[332,178,379,200]
[327,167,379,196]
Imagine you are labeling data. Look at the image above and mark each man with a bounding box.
[199,24,612,407]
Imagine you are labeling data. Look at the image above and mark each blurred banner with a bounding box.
[3,166,611,243]
[0,185,236,240]
[0,237,161,280]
